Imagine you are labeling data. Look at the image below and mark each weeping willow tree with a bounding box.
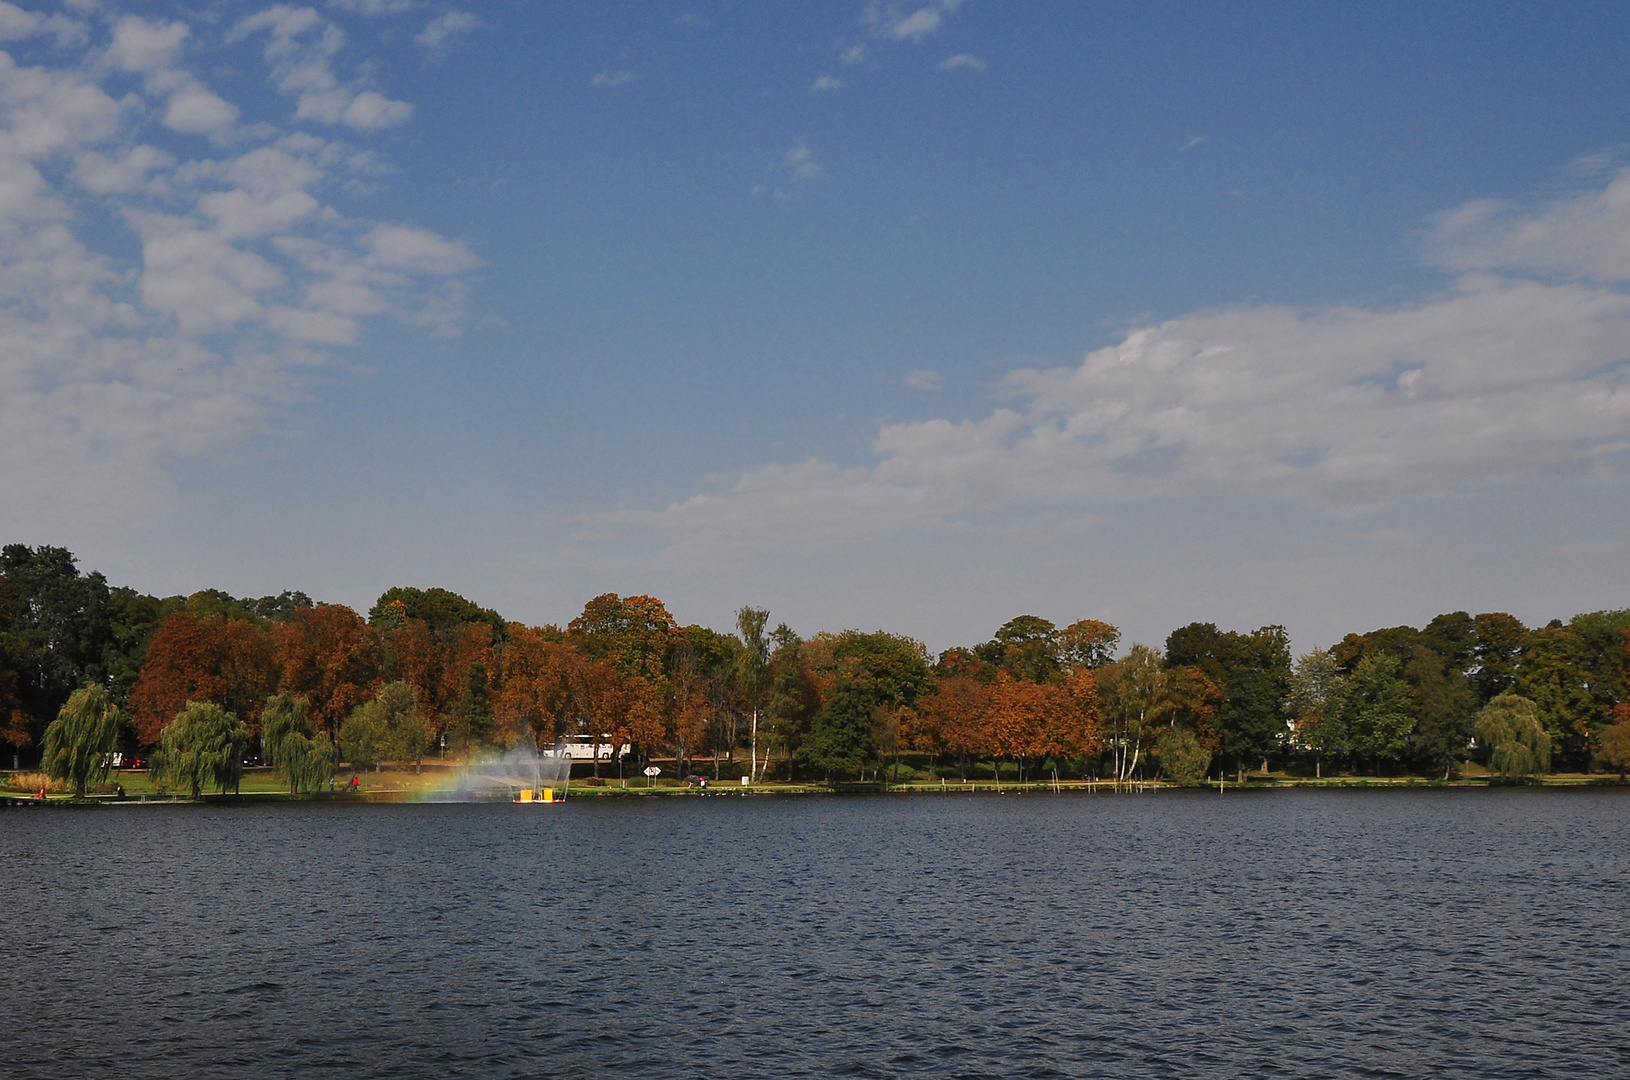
[262,694,336,795]
[42,686,124,798]
[154,702,249,797]
[1475,693,1550,782]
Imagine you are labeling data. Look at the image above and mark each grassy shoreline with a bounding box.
[4,767,1626,806]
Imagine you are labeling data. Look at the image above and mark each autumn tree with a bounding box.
[493,628,572,743]
[379,618,444,728]
[987,673,1041,780]
[127,612,275,746]
[987,670,1102,782]
[568,594,679,772]
[668,642,709,777]
[153,702,248,797]
[42,685,124,798]
[915,674,992,781]
[569,593,676,684]
[272,604,380,738]
[1061,668,1105,763]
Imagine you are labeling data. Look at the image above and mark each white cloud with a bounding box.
[863,0,964,43]
[0,2,82,47]
[784,144,820,180]
[612,175,1630,564]
[905,369,943,390]
[106,16,188,73]
[327,0,416,15]
[415,10,479,51]
[72,144,172,194]
[0,2,42,41]
[591,69,637,87]
[811,75,845,92]
[233,5,413,131]
[107,16,240,138]
[938,52,984,71]
[0,12,478,538]
[362,223,479,273]
[1433,166,1630,284]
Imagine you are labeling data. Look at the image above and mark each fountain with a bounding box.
[439,733,572,803]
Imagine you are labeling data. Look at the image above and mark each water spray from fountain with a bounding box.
[433,731,572,802]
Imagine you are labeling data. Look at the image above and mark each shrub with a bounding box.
[1596,722,1630,781]
[1156,726,1212,786]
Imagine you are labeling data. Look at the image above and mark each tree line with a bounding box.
[5,543,1629,793]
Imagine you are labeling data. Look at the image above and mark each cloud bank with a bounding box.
[0,6,477,535]
[613,171,1630,564]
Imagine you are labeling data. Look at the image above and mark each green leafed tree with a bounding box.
[737,606,770,782]
[262,693,336,795]
[765,624,816,780]
[153,702,248,797]
[454,661,494,751]
[1290,647,1345,776]
[41,685,124,798]
[1406,644,1477,779]
[1059,619,1120,671]
[1155,725,1211,786]
[1517,623,1600,767]
[1475,693,1550,782]
[1340,653,1415,772]
[342,681,430,772]
[981,615,1060,683]
[802,679,877,782]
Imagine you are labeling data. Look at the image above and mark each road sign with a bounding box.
[644,766,661,777]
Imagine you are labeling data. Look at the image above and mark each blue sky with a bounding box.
[3,1,1629,655]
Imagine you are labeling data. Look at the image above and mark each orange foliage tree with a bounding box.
[271,604,380,737]
[493,624,560,740]
[382,619,443,719]
[984,669,1103,783]
[914,674,993,780]
[127,612,276,745]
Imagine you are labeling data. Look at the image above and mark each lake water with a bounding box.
[4,789,1627,1078]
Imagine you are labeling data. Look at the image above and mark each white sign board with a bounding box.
[644,766,662,777]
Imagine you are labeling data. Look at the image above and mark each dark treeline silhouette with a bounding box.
[3,544,1628,785]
